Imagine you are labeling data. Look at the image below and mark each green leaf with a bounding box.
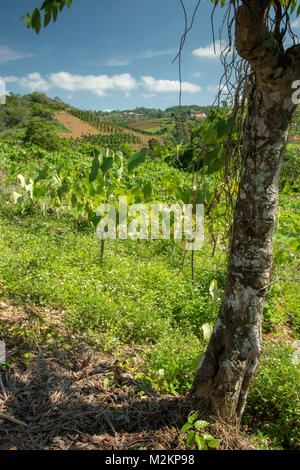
[204,147,224,175]
[127,148,147,173]
[142,181,152,200]
[201,433,215,440]
[33,184,46,199]
[34,165,49,183]
[290,0,297,14]
[202,126,217,145]
[180,422,193,433]
[227,116,235,130]
[101,157,114,177]
[53,197,61,207]
[114,151,123,180]
[216,119,227,138]
[274,250,289,265]
[31,8,41,34]
[57,183,69,201]
[207,156,223,175]
[176,187,193,204]
[103,378,110,389]
[89,156,100,183]
[195,434,207,450]
[44,8,52,27]
[71,192,77,208]
[187,411,198,424]
[204,147,220,163]
[25,12,31,28]
[98,153,104,167]
[161,176,174,190]
[207,438,221,448]
[289,238,300,252]
[194,420,210,430]
[58,0,65,12]
[186,431,196,447]
[52,3,58,22]
[167,358,179,382]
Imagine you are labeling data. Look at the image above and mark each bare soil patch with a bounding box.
[54,112,101,139]
[128,121,163,131]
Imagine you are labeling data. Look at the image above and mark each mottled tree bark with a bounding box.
[191,0,300,423]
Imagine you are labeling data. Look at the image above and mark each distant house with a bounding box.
[191,112,207,119]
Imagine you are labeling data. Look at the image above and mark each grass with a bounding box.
[0,140,299,449]
[0,195,298,448]
[244,341,300,449]
[0,196,226,393]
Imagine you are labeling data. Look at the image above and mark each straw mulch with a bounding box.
[0,302,256,450]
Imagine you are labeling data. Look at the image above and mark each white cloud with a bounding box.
[0,78,6,104]
[49,72,138,96]
[291,17,300,29]
[21,73,50,92]
[103,49,175,67]
[105,58,131,67]
[206,83,229,96]
[2,71,138,97]
[192,41,227,59]
[137,49,176,59]
[0,46,33,64]
[2,70,203,99]
[2,73,50,92]
[141,76,201,93]
[206,84,219,94]
[1,76,18,83]
[141,93,156,98]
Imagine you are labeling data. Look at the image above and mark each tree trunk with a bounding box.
[191,0,299,424]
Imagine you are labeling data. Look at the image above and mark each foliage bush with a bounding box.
[23,118,62,151]
[281,144,300,193]
[245,341,300,449]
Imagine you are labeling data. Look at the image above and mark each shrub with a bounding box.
[23,118,62,151]
[281,144,300,193]
[244,341,300,449]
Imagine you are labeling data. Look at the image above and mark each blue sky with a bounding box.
[1,0,299,111]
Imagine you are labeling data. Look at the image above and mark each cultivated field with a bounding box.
[128,120,164,130]
[55,112,164,147]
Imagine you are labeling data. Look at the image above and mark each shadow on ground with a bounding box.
[0,300,254,450]
[0,346,191,450]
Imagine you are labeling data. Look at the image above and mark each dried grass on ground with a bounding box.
[0,300,256,450]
